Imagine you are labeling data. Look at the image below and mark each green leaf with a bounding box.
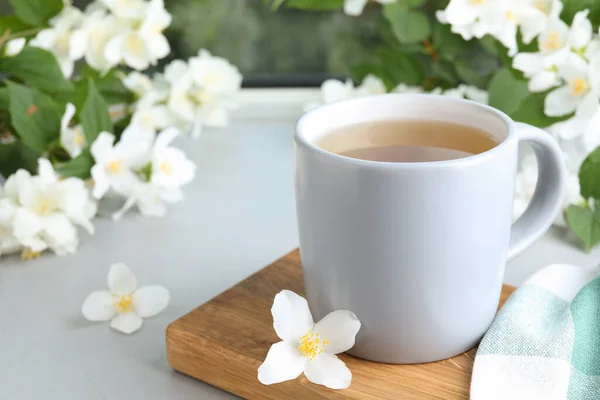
[0,140,40,177]
[80,79,113,143]
[286,0,344,10]
[0,88,9,111]
[0,14,32,36]
[431,61,459,86]
[433,22,468,60]
[9,0,63,26]
[479,36,512,66]
[77,66,134,105]
[54,148,94,179]
[350,63,397,91]
[376,50,424,86]
[511,92,572,128]
[579,147,600,199]
[567,202,600,251]
[487,68,530,116]
[406,0,426,7]
[561,0,600,30]
[0,46,73,93]
[383,3,431,44]
[7,80,61,153]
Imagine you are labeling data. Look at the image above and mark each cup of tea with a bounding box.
[294,94,565,364]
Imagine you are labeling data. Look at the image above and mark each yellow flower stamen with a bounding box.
[542,31,562,51]
[570,77,588,96]
[37,197,50,214]
[21,248,41,260]
[125,35,144,53]
[298,330,330,361]
[160,162,173,175]
[117,0,136,9]
[107,160,122,174]
[74,131,85,145]
[505,10,517,22]
[533,0,548,13]
[113,294,133,313]
[470,0,486,5]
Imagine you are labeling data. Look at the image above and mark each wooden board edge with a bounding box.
[166,321,335,400]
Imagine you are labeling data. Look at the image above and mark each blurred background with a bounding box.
[0,0,384,86]
[75,0,380,86]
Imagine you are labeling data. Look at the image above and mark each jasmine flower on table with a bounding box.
[82,262,170,334]
[258,290,361,390]
[89,126,196,220]
[165,50,243,137]
[0,159,96,258]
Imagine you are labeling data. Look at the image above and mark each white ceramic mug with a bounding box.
[294,94,565,364]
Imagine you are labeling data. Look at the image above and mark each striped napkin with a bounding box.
[471,263,600,399]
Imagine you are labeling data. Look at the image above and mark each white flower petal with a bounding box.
[108,262,137,294]
[145,33,170,59]
[12,208,43,240]
[314,310,361,354]
[513,52,543,76]
[528,70,558,92]
[584,111,600,151]
[58,57,74,78]
[557,53,589,82]
[160,187,183,203]
[589,54,600,94]
[91,132,115,162]
[513,197,528,221]
[460,85,488,103]
[271,290,314,342]
[111,170,142,197]
[5,38,26,56]
[343,0,368,16]
[570,10,592,49]
[164,60,189,84]
[304,353,352,390]
[69,29,88,60]
[103,34,125,66]
[518,8,547,44]
[91,165,110,199]
[544,86,580,117]
[132,285,169,318]
[4,170,31,201]
[31,29,56,49]
[356,74,386,95]
[82,290,117,321]
[154,128,179,153]
[321,79,354,104]
[444,0,478,26]
[257,341,305,385]
[42,213,78,252]
[110,312,143,334]
[37,158,58,185]
[542,47,570,68]
[61,103,76,133]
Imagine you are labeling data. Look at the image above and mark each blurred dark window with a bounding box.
[2,0,383,87]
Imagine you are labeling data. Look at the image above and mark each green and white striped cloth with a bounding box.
[471,264,600,399]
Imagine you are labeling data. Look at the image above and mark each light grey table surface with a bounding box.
[1,92,599,400]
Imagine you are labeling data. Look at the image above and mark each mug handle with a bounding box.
[507,122,566,261]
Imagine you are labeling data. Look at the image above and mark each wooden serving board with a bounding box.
[167,250,515,399]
